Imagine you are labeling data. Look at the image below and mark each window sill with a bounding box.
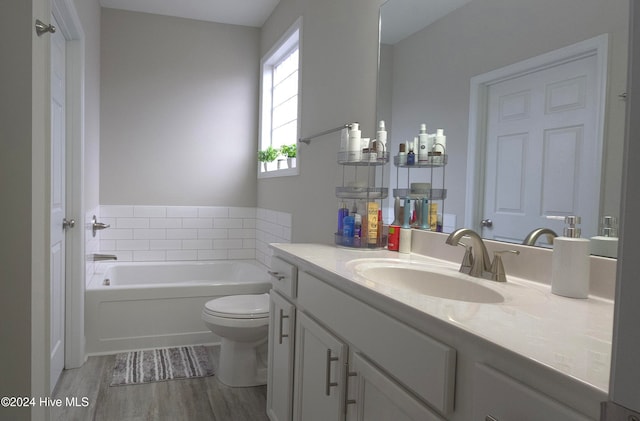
[258,166,299,179]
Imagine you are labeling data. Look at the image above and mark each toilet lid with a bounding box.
[204,293,269,319]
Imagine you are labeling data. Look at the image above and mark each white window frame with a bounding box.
[259,17,302,178]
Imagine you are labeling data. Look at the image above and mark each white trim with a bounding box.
[258,17,302,179]
[609,0,640,410]
[465,34,609,231]
[52,0,86,369]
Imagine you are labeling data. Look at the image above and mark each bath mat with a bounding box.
[110,345,214,386]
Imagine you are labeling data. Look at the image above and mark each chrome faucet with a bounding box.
[92,253,118,261]
[522,228,557,246]
[445,228,492,278]
[446,228,519,282]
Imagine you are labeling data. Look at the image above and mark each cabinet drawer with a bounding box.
[473,364,592,421]
[270,256,298,298]
[297,271,456,416]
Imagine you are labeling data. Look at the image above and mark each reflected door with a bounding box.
[482,53,599,243]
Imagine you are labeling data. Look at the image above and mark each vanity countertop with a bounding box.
[270,242,614,394]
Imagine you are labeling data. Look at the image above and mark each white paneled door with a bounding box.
[482,53,599,243]
[50,14,67,393]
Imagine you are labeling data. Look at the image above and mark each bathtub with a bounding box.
[85,260,272,355]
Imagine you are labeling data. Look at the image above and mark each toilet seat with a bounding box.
[204,293,269,319]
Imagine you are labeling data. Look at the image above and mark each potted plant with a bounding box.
[280,144,297,168]
[258,146,279,171]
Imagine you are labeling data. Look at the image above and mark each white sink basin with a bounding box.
[351,260,504,304]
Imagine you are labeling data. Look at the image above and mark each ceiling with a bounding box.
[99,0,281,27]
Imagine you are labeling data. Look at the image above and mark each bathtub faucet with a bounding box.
[92,253,118,261]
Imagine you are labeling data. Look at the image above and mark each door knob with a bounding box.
[481,219,493,227]
[63,218,76,230]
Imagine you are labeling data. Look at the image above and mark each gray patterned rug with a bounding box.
[110,345,214,386]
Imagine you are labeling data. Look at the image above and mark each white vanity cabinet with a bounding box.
[347,351,444,421]
[472,364,591,421]
[267,248,602,421]
[267,257,298,421]
[293,311,348,421]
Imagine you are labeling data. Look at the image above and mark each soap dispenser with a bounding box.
[548,216,590,299]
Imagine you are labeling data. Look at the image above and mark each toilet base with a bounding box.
[217,338,268,387]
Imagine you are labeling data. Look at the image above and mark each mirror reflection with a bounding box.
[378,0,628,256]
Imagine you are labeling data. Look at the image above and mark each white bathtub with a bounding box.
[85,260,272,355]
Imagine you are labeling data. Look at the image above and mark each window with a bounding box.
[259,18,301,177]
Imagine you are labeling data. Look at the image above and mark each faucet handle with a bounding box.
[489,250,520,282]
[457,241,474,274]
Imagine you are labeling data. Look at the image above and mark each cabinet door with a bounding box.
[473,364,592,421]
[267,291,296,421]
[346,352,445,421]
[293,312,347,421]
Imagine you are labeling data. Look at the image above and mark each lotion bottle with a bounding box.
[548,216,590,299]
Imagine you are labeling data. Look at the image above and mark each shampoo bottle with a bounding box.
[548,216,590,299]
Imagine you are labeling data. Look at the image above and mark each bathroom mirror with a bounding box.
[377,0,628,252]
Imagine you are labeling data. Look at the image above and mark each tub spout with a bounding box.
[92,253,118,261]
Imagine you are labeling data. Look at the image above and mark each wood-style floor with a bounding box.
[51,346,269,421]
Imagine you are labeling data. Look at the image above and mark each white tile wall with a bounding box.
[91,206,292,268]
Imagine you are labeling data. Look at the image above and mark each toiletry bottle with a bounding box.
[429,203,438,231]
[352,202,361,246]
[342,214,355,246]
[418,124,429,162]
[348,123,362,162]
[548,216,590,298]
[339,127,349,161]
[392,196,402,226]
[388,225,400,251]
[433,128,446,164]
[377,120,387,157]
[420,198,430,229]
[407,138,416,165]
[367,202,379,246]
[337,202,349,235]
[399,197,412,254]
[398,143,407,165]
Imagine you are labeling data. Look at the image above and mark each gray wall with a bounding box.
[258,0,384,243]
[0,1,35,416]
[75,0,101,211]
[0,1,101,418]
[100,9,260,206]
[385,0,628,228]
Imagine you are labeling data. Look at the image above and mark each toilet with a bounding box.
[201,293,270,387]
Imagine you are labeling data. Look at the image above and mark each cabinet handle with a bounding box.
[268,270,285,281]
[278,309,289,344]
[345,366,358,411]
[325,349,339,396]
[485,416,498,421]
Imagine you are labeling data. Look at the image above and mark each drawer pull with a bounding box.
[278,309,289,344]
[485,416,498,421]
[325,349,339,396]
[268,270,286,281]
